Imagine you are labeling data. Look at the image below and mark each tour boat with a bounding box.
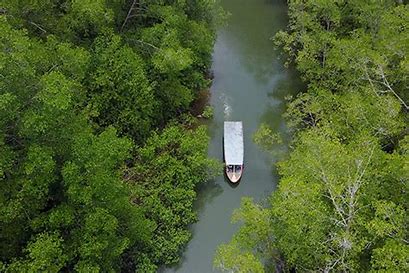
[223,121,244,183]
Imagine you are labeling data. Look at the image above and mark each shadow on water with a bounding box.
[261,77,304,129]
[163,178,223,273]
[193,179,223,213]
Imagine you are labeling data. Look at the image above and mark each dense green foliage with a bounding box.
[215,1,408,272]
[126,122,219,270]
[0,0,221,272]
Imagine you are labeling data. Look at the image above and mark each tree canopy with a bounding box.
[0,0,221,271]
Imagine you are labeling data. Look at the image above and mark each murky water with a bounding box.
[164,0,302,272]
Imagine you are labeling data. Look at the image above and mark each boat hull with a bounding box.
[223,121,244,183]
[225,165,243,183]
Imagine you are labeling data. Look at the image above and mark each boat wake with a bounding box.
[220,93,232,119]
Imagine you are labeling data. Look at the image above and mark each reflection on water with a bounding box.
[163,0,303,272]
[194,179,224,213]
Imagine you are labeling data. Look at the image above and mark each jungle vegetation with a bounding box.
[0,0,221,272]
[215,0,408,272]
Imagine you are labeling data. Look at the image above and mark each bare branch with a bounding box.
[29,21,47,34]
[121,0,139,32]
[364,66,380,98]
[377,65,409,110]
[127,38,159,50]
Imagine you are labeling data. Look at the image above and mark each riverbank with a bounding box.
[214,1,409,272]
[163,0,303,272]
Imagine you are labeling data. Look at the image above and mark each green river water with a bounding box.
[165,0,302,272]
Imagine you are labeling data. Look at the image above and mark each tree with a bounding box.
[88,31,156,141]
[1,0,220,270]
[126,123,219,266]
[7,233,67,273]
[0,17,153,271]
[214,198,271,273]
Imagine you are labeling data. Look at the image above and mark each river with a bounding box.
[164,0,302,272]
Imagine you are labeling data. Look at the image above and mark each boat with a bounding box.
[223,121,244,183]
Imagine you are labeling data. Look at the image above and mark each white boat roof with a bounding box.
[224,121,244,165]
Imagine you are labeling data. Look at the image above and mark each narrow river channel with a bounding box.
[165,0,302,272]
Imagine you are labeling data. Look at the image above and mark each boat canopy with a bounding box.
[224,121,243,165]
